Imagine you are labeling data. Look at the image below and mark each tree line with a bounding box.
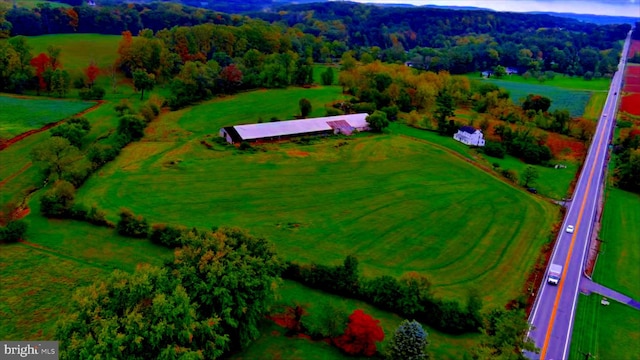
[265,2,630,76]
[0,1,630,78]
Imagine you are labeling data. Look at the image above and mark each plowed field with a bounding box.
[623,65,640,93]
[621,93,640,115]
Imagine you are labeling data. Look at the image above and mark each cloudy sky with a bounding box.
[347,0,640,17]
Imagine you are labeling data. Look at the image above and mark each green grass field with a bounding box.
[583,93,608,121]
[0,95,95,140]
[474,78,593,117]
[74,86,557,306]
[481,154,578,200]
[468,72,611,91]
[570,295,640,360]
[232,280,479,360]
[593,188,640,299]
[26,34,121,76]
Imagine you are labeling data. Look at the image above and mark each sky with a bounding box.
[346,0,640,17]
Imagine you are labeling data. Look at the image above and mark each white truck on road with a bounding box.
[547,264,563,285]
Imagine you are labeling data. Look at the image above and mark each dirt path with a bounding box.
[17,238,114,271]
[0,100,105,151]
[0,162,32,189]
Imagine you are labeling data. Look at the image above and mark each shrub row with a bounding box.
[283,256,483,335]
[39,98,163,220]
[78,86,106,100]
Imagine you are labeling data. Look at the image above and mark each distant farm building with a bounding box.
[482,67,519,78]
[219,113,370,144]
[453,126,486,147]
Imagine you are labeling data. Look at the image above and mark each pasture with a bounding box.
[477,79,593,117]
[75,86,557,306]
[26,34,121,76]
[0,95,95,140]
[570,295,640,360]
[593,188,640,299]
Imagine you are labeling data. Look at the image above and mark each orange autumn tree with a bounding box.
[116,31,134,75]
[66,8,79,32]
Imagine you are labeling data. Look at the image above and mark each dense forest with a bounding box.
[0,1,630,76]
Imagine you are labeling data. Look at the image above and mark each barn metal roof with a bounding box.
[233,113,369,141]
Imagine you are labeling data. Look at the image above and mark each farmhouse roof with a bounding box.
[232,113,369,141]
[459,126,479,134]
[223,126,242,143]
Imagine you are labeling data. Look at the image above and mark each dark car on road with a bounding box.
[527,187,537,194]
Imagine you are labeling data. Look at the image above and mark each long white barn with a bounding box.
[219,113,370,144]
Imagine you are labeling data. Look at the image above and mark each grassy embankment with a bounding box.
[583,92,608,121]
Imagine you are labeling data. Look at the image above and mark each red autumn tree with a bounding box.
[85,62,100,87]
[333,309,384,357]
[219,64,243,93]
[30,52,51,92]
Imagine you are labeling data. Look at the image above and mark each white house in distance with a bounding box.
[453,126,486,147]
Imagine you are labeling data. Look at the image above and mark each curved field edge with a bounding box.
[75,89,558,306]
[0,95,96,141]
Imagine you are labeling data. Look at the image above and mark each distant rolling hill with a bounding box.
[168,0,638,25]
[526,11,638,25]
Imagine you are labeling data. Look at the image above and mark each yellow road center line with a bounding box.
[539,116,608,359]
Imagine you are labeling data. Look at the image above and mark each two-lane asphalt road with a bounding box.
[526,30,633,360]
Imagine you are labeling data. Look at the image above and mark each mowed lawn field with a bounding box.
[0,95,95,140]
[570,295,640,360]
[593,188,640,299]
[75,86,558,306]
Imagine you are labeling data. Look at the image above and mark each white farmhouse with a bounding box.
[453,126,485,147]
